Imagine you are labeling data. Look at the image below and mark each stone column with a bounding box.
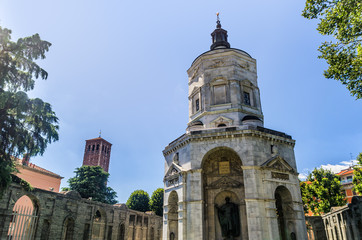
[178,202,184,240]
[185,170,203,239]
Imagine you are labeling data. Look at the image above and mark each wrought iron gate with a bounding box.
[7,204,38,240]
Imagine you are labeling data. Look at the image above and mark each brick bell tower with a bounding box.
[82,136,112,172]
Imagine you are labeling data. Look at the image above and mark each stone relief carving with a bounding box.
[207,176,243,189]
[271,172,289,180]
[262,155,294,173]
[238,62,250,71]
[271,161,289,172]
[164,163,183,187]
[168,204,177,213]
[210,116,233,128]
[209,59,224,68]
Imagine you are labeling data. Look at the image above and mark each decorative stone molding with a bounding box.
[207,59,225,69]
[261,155,295,173]
[163,128,295,156]
[210,116,233,128]
[271,172,289,180]
[164,163,184,187]
[206,176,243,189]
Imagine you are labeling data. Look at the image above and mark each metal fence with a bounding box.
[7,204,38,240]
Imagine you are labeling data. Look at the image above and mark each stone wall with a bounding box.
[0,183,162,240]
[305,216,327,240]
[322,196,362,240]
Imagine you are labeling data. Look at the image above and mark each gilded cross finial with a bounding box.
[216,12,221,28]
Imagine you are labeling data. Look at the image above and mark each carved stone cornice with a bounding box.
[163,128,295,156]
[189,107,264,122]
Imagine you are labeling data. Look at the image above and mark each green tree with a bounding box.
[62,165,117,204]
[126,190,150,212]
[302,0,362,99]
[300,168,346,215]
[150,188,164,216]
[0,26,59,195]
[353,152,362,194]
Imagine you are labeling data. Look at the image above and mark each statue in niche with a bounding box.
[215,197,240,239]
[170,232,175,240]
[290,232,296,240]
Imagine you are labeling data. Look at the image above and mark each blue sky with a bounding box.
[1,0,361,203]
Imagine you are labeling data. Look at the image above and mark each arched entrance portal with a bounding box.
[168,191,178,240]
[275,186,296,240]
[7,195,39,240]
[202,147,247,240]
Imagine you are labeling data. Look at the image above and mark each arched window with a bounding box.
[118,224,125,240]
[241,80,259,108]
[92,209,107,240]
[62,217,75,240]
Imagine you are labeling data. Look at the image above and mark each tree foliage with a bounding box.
[0,26,58,195]
[300,168,346,215]
[302,0,362,99]
[63,165,117,204]
[353,152,362,194]
[126,190,150,212]
[150,188,164,216]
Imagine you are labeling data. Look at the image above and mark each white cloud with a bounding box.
[299,159,357,181]
[320,160,357,174]
[298,173,308,181]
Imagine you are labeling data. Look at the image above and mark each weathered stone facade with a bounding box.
[0,184,162,240]
[322,196,362,240]
[305,216,327,240]
[162,19,307,240]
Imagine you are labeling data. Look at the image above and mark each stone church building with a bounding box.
[163,17,308,240]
